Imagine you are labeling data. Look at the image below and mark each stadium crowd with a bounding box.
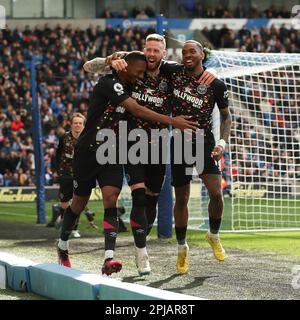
[0,24,156,187]
[203,24,300,53]
[177,2,292,19]
[223,71,300,191]
[0,24,299,188]
[100,6,156,19]
[100,3,293,19]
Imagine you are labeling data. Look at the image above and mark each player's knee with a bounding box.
[71,204,85,215]
[132,188,146,207]
[209,190,223,203]
[103,192,119,208]
[175,193,189,208]
[60,202,69,209]
[71,196,89,215]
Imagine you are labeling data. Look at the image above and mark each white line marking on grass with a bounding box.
[0,211,36,217]
[0,203,37,208]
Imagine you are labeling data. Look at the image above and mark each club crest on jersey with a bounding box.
[159,81,168,92]
[196,85,207,95]
[114,83,124,96]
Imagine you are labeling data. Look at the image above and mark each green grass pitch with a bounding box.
[1,199,300,257]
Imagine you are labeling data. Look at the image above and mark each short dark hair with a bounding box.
[124,51,147,63]
[184,40,203,51]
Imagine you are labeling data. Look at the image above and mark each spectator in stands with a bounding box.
[1,23,299,188]
[135,10,149,19]
[11,114,24,132]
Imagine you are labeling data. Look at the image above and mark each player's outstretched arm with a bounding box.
[83,57,107,73]
[120,97,199,131]
[83,52,128,73]
[211,107,232,161]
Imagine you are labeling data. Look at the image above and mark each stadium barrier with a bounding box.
[0,252,202,300]
[0,252,37,292]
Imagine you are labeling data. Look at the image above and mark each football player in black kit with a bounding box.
[84,35,217,275]
[103,40,231,273]
[47,113,126,234]
[57,51,198,275]
[52,113,86,238]
[169,40,232,273]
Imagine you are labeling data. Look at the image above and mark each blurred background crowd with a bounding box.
[0,0,299,188]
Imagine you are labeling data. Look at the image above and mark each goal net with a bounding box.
[201,51,300,231]
[119,51,300,232]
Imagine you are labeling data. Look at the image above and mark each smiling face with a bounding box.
[71,116,85,134]
[182,41,204,71]
[143,36,167,71]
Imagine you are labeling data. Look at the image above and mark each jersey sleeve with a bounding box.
[160,60,184,75]
[54,135,64,171]
[213,80,229,109]
[100,77,130,107]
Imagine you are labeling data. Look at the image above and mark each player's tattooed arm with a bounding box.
[83,57,108,73]
[83,52,128,74]
[211,107,231,161]
[219,107,232,143]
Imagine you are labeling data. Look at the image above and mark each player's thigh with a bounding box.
[145,164,166,194]
[124,163,145,187]
[97,164,123,208]
[58,177,73,203]
[197,142,221,176]
[171,163,192,188]
[174,183,191,206]
[73,147,99,183]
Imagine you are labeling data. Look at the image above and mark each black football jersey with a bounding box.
[125,62,173,132]
[77,74,130,150]
[56,131,77,177]
[169,66,229,132]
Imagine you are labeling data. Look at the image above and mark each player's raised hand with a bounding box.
[111,59,128,72]
[171,115,199,131]
[197,69,216,85]
[211,145,224,161]
[105,52,127,65]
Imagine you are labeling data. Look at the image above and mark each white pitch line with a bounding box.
[0,203,37,208]
[0,211,36,217]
